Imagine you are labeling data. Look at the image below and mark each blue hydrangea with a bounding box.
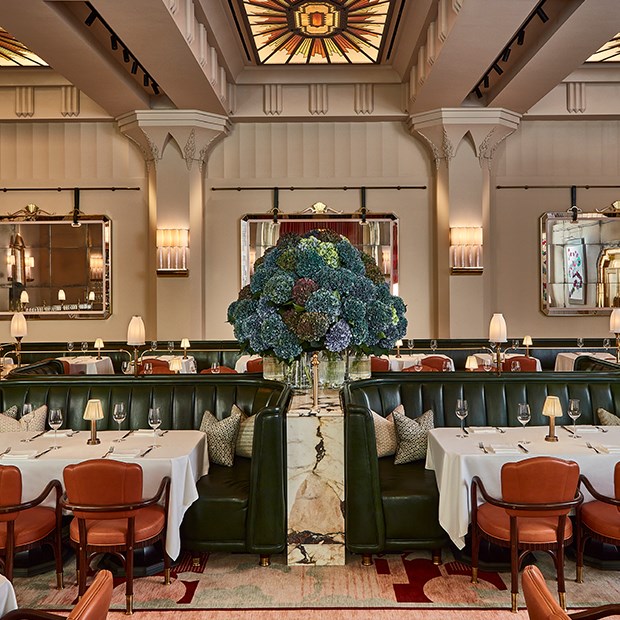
[273,329,303,361]
[257,296,277,319]
[306,289,340,317]
[350,275,377,301]
[350,322,369,346]
[228,298,257,323]
[263,273,295,304]
[260,314,288,349]
[366,300,393,332]
[336,240,365,274]
[342,298,365,325]
[250,265,270,294]
[325,320,352,352]
[296,248,326,278]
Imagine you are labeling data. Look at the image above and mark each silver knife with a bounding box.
[21,430,46,443]
[463,427,469,435]
[139,446,154,458]
[562,425,575,434]
[34,447,54,459]
[120,430,134,440]
[517,443,529,453]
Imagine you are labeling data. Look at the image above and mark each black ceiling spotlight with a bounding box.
[84,10,97,26]
[501,47,511,62]
[492,63,503,75]
[483,74,489,88]
[536,6,549,23]
[110,35,118,51]
[151,82,160,95]
[517,29,525,45]
[122,48,130,63]
[143,73,149,87]
[131,60,138,74]
[474,86,483,98]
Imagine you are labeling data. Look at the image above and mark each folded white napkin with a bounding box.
[576,426,602,434]
[596,445,620,454]
[469,427,497,434]
[4,449,38,459]
[487,444,520,454]
[45,430,74,437]
[112,448,142,458]
[133,429,157,436]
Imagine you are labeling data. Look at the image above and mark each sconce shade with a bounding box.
[20,291,29,304]
[10,312,27,338]
[88,291,96,302]
[169,358,183,373]
[465,355,479,371]
[610,309,620,333]
[94,338,104,349]
[523,335,533,346]
[57,289,66,301]
[542,396,563,418]
[180,338,191,349]
[127,315,146,346]
[489,313,507,343]
[449,226,483,273]
[157,228,189,276]
[83,399,104,421]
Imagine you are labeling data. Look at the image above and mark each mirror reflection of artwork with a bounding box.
[565,241,586,304]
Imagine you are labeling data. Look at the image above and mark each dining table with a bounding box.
[0,429,209,560]
[554,351,617,371]
[388,353,455,372]
[0,575,17,615]
[473,352,543,371]
[58,355,115,375]
[425,424,620,550]
[142,354,197,374]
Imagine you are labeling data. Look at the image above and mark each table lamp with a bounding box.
[19,290,29,308]
[465,355,479,372]
[127,315,146,376]
[610,308,620,363]
[58,289,65,309]
[94,338,104,359]
[180,338,190,359]
[83,399,104,445]
[10,311,27,367]
[542,395,562,442]
[523,335,533,357]
[395,339,403,358]
[169,357,183,374]
[489,313,507,376]
[88,291,96,302]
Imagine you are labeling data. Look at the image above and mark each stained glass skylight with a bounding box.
[0,27,47,66]
[587,33,620,62]
[241,0,392,64]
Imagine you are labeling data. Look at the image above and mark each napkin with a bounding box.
[112,447,142,458]
[596,445,620,454]
[574,425,602,434]
[133,429,157,436]
[4,449,38,459]
[487,444,520,454]
[45,430,74,437]
[468,427,497,434]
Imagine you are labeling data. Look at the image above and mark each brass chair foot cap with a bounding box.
[125,595,134,615]
[471,568,478,583]
[511,593,518,612]
[559,592,566,610]
[192,557,200,567]
[361,555,373,567]
[164,568,171,585]
[432,552,441,566]
[259,555,270,567]
[56,572,64,589]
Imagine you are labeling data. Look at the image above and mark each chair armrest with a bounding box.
[579,474,620,506]
[0,479,61,515]
[571,605,620,620]
[1,611,64,620]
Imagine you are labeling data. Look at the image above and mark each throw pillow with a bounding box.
[393,409,434,465]
[236,407,256,458]
[371,404,404,458]
[0,405,46,433]
[200,406,242,467]
[597,407,620,426]
[0,405,20,432]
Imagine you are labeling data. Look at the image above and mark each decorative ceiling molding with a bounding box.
[566,82,586,114]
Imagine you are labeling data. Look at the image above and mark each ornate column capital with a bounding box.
[407,108,521,169]
[116,109,231,170]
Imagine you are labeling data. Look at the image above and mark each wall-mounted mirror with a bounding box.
[241,212,398,292]
[540,211,620,316]
[0,216,111,319]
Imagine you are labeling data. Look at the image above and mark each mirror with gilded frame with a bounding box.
[0,214,111,319]
[241,212,399,292]
[540,211,620,316]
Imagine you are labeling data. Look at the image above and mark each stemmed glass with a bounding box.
[49,408,63,450]
[167,341,175,354]
[604,338,611,351]
[517,403,531,443]
[211,362,220,374]
[413,359,423,372]
[442,360,451,372]
[144,362,153,375]
[112,403,127,442]
[482,359,492,372]
[148,407,161,448]
[81,342,88,352]
[67,342,74,353]
[430,339,438,352]
[511,361,521,372]
[151,341,158,351]
[455,399,469,438]
[577,338,584,349]
[568,399,581,438]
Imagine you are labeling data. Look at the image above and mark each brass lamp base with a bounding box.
[87,438,101,445]
[545,434,559,442]
[87,420,100,445]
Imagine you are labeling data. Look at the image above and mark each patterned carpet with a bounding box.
[11,550,620,613]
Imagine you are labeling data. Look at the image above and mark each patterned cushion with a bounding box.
[597,408,620,426]
[235,406,255,458]
[0,405,45,432]
[371,404,404,458]
[393,409,434,465]
[200,406,242,467]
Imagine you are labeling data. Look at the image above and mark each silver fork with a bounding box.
[479,441,488,454]
[102,446,115,458]
[586,442,601,454]
[0,447,11,458]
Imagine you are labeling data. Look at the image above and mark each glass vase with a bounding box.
[286,353,311,392]
[347,352,371,380]
[262,355,286,381]
[320,351,346,389]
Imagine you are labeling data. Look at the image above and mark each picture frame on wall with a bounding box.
[565,239,586,305]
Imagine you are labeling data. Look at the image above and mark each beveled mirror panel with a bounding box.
[540,212,620,316]
[241,213,399,292]
[0,217,111,318]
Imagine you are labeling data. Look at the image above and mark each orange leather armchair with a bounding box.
[402,364,438,372]
[370,357,390,372]
[0,466,63,588]
[502,355,538,372]
[1,568,113,620]
[245,358,263,373]
[522,564,620,620]
[470,457,582,612]
[418,355,452,371]
[576,463,620,584]
[62,460,171,615]
[200,366,237,374]
[137,359,173,375]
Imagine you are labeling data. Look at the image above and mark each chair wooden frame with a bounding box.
[0,477,63,588]
[61,475,171,615]
[576,472,620,584]
[471,474,582,612]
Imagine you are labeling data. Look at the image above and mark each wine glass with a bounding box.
[568,399,581,438]
[144,362,153,375]
[413,359,423,372]
[455,399,469,438]
[67,342,74,352]
[148,407,161,448]
[604,338,611,351]
[577,338,584,349]
[510,360,521,372]
[430,339,438,352]
[151,340,158,350]
[112,403,127,442]
[167,341,175,354]
[211,362,220,374]
[49,408,63,450]
[81,341,88,352]
[483,359,492,372]
[517,403,531,443]
[121,361,130,374]
[512,339,519,350]
[442,360,451,372]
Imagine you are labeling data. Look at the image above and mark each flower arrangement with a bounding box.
[228,229,407,361]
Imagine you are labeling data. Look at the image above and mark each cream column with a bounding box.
[117,110,230,339]
[408,109,521,338]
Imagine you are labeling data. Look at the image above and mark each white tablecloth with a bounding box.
[425,425,619,549]
[59,356,115,375]
[143,355,197,374]
[388,354,455,372]
[474,352,542,372]
[0,430,209,560]
[554,351,616,371]
[0,575,17,615]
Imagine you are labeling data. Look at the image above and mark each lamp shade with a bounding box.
[83,399,104,421]
[180,338,191,349]
[20,291,29,304]
[395,340,403,347]
[489,313,507,343]
[10,312,27,338]
[542,396,563,418]
[169,358,183,373]
[57,289,66,301]
[127,315,146,346]
[610,309,620,333]
[94,338,104,349]
[523,335,533,346]
[465,355,479,371]
[88,291,96,301]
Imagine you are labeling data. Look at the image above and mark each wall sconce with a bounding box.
[25,256,34,281]
[610,308,620,362]
[450,227,483,274]
[89,255,104,281]
[156,229,189,276]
